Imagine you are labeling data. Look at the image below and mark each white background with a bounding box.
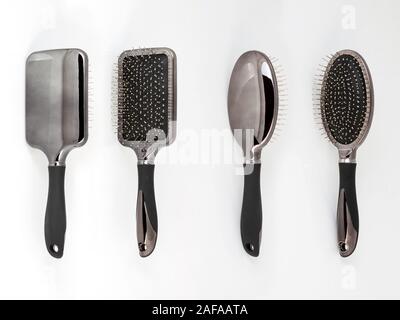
[0,0,399,299]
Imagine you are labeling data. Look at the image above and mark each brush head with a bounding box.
[319,50,373,151]
[26,49,89,166]
[228,51,281,163]
[118,48,176,161]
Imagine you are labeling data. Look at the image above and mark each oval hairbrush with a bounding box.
[317,50,374,257]
[228,51,282,257]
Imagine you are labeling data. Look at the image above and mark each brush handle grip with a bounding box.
[241,163,262,257]
[337,163,359,257]
[45,166,66,259]
[136,164,158,257]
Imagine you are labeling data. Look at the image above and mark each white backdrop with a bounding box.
[0,0,399,299]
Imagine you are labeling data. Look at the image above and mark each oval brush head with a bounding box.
[319,50,373,152]
[228,51,284,163]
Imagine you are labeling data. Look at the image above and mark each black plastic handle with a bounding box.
[241,163,262,257]
[45,166,66,259]
[337,163,359,257]
[136,164,158,258]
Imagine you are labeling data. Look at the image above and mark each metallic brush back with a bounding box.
[228,51,281,164]
[26,49,89,165]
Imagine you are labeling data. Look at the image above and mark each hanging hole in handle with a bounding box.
[50,244,59,254]
[139,243,147,252]
[339,241,348,252]
[246,243,255,252]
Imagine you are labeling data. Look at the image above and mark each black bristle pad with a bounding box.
[323,54,368,145]
[119,53,169,142]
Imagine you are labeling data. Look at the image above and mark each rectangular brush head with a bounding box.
[117,48,176,158]
[26,49,88,165]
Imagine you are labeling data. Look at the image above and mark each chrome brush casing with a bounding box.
[228,51,279,164]
[26,49,88,166]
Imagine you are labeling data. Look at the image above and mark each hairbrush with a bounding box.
[117,48,177,257]
[26,49,89,258]
[228,51,283,257]
[316,50,374,257]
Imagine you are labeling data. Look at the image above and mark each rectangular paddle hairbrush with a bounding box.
[26,49,89,258]
[118,48,177,257]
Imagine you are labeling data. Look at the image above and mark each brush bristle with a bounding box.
[118,51,169,142]
[270,56,287,143]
